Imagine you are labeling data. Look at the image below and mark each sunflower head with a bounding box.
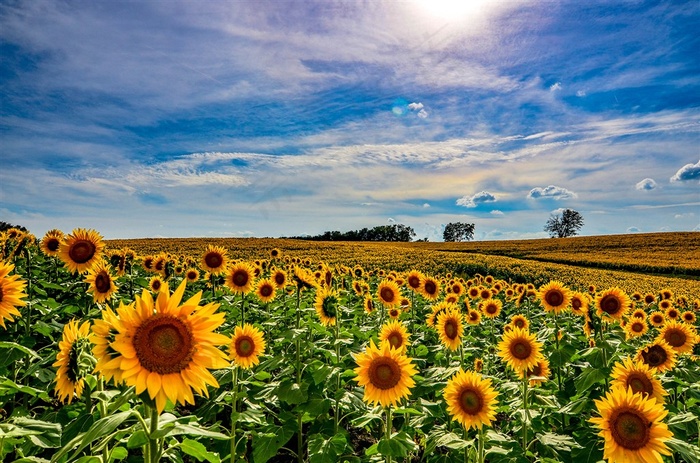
[256,279,277,304]
[226,262,256,295]
[293,265,317,290]
[510,314,530,331]
[649,311,665,328]
[589,385,673,463]
[480,299,502,319]
[466,309,481,325]
[611,357,667,404]
[443,369,499,430]
[85,260,118,303]
[58,228,105,274]
[0,260,27,329]
[596,287,632,321]
[681,311,696,324]
[53,320,94,404]
[379,320,410,354]
[40,229,64,257]
[569,292,590,316]
[657,320,697,355]
[644,293,657,305]
[353,340,417,407]
[636,340,677,373]
[538,281,571,313]
[364,295,375,314]
[624,319,648,340]
[497,327,544,374]
[377,280,401,308]
[200,245,228,275]
[230,324,266,369]
[269,248,281,259]
[436,308,464,351]
[315,286,340,326]
[419,276,440,301]
[185,268,200,283]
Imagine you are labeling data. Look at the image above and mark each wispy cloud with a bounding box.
[635,178,657,191]
[527,185,577,200]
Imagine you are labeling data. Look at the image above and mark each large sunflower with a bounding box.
[230,324,266,369]
[377,279,401,308]
[271,268,287,289]
[379,320,410,354]
[497,327,544,374]
[0,260,28,329]
[200,245,228,275]
[443,369,499,430]
[419,275,441,301]
[225,262,255,295]
[636,340,676,373]
[314,285,339,326]
[94,280,229,413]
[255,278,277,304]
[596,287,632,322]
[436,308,464,351]
[353,340,417,407]
[589,385,673,463]
[657,320,697,355]
[40,229,64,257]
[538,281,571,314]
[58,228,105,274]
[84,260,118,303]
[53,320,93,404]
[510,314,530,331]
[611,357,667,404]
[479,299,502,319]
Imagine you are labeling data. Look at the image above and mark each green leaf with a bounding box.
[126,430,148,449]
[376,432,417,458]
[151,422,229,440]
[435,431,470,450]
[252,420,296,463]
[0,342,40,359]
[536,432,581,452]
[276,379,309,405]
[308,433,348,463]
[667,437,700,462]
[109,446,129,462]
[3,418,61,448]
[52,411,134,463]
[549,344,577,368]
[574,368,607,394]
[181,438,221,463]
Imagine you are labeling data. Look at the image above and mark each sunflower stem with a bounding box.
[521,376,530,459]
[148,405,161,463]
[23,248,32,338]
[384,406,393,463]
[553,311,563,392]
[334,321,341,435]
[230,366,239,463]
[477,426,485,463]
[96,379,110,463]
[241,293,246,326]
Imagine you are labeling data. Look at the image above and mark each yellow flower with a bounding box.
[53,320,93,404]
[377,279,401,308]
[444,369,499,430]
[611,357,667,404]
[379,320,410,354]
[58,228,105,274]
[229,324,266,369]
[93,280,229,413]
[520,359,550,387]
[40,229,64,257]
[479,299,502,319]
[419,275,440,301]
[225,262,255,295]
[436,308,464,351]
[538,281,571,314]
[624,318,648,340]
[84,260,118,303]
[596,287,632,322]
[636,340,676,373]
[353,340,416,407]
[497,327,544,374]
[657,320,697,355]
[314,285,339,326]
[200,245,228,275]
[510,314,529,331]
[255,278,277,304]
[590,385,672,463]
[0,260,27,328]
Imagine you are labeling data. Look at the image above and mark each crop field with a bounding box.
[0,227,698,463]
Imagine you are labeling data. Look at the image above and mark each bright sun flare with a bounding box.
[411,0,491,21]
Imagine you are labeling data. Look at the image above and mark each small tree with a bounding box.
[544,209,584,238]
[443,222,475,242]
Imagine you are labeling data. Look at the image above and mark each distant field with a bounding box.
[107,232,700,298]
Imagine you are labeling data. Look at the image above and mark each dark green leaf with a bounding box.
[181,438,221,463]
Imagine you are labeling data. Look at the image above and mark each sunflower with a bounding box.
[443,369,499,430]
[230,324,266,369]
[467,286,480,299]
[84,260,118,303]
[659,289,673,300]
[200,245,228,275]
[91,305,124,384]
[611,357,667,404]
[436,308,464,351]
[664,306,680,321]
[649,311,665,328]
[364,295,375,314]
[497,327,544,374]
[681,311,696,324]
[185,268,200,283]
[596,287,632,322]
[379,320,410,354]
[538,281,571,314]
[636,340,676,373]
[255,278,277,304]
[376,279,401,308]
[293,265,317,290]
[269,248,281,259]
[271,268,287,289]
[657,320,697,355]
[53,320,93,404]
[624,319,648,340]
[569,292,590,316]
[40,229,64,257]
[388,306,401,320]
[466,309,481,325]
[58,228,105,274]
[510,314,530,331]
[630,309,647,320]
[225,262,255,295]
[644,293,657,305]
[353,265,365,279]
[353,340,417,407]
[478,287,492,301]
[450,281,465,297]
[426,301,458,328]
[479,299,502,319]
[520,359,551,387]
[0,260,27,328]
[419,275,440,301]
[314,286,339,326]
[589,385,672,463]
[473,358,483,372]
[94,280,230,412]
[399,297,411,312]
[149,275,165,294]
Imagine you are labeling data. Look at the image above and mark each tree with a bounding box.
[443,222,475,242]
[544,209,584,238]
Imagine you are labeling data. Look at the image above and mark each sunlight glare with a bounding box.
[411,0,491,21]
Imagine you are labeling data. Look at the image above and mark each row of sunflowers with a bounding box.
[0,227,698,463]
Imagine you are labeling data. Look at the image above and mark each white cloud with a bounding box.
[674,212,695,219]
[527,185,577,200]
[576,90,586,97]
[456,191,497,208]
[387,217,396,223]
[417,109,429,119]
[550,82,562,92]
[635,178,657,190]
[422,203,431,208]
[408,102,424,111]
[627,227,640,233]
[670,160,700,182]
[490,210,504,215]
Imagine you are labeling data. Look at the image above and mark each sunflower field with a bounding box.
[1,227,699,463]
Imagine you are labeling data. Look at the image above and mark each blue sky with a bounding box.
[1,0,698,241]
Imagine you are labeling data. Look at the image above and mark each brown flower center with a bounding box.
[610,410,650,450]
[641,345,667,368]
[274,273,285,285]
[368,358,401,390]
[151,280,162,292]
[444,319,458,339]
[545,290,564,307]
[664,329,686,348]
[232,270,249,287]
[47,238,60,252]
[235,335,254,357]
[259,284,273,297]
[424,281,437,295]
[69,240,96,264]
[133,315,194,374]
[651,315,664,325]
[459,388,483,415]
[626,372,653,396]
[380,287,395,303]
[204,252,223,269]
[95,272,112,293]
[486,303,498,314]
[514,318,526,329]
[631,322,645,333]
[510,340,532,360]
[572,298,581,310]
[388,333,403,349]
[408,275,420,289]
[187,271,198,281]
[600,295,621,315]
